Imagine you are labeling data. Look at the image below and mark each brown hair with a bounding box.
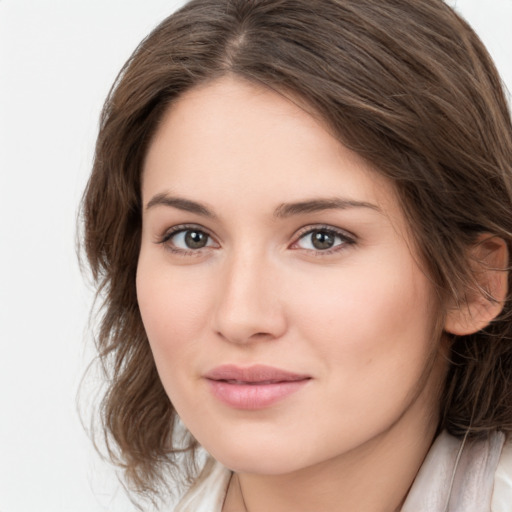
[81,0,512,501]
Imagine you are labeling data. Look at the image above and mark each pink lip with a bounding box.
[204,365,311,410]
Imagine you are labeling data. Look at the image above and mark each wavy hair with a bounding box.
[81,0,512,501]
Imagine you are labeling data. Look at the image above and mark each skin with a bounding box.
[137,76,450,512]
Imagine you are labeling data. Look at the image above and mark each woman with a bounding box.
[81,0,512,510]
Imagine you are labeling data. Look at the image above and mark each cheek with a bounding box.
[289,256,437,370]
[286,262,440,442]
[136,261,217,419]
[136,258,212,377]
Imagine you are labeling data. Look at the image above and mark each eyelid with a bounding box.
[156,223,219,254]
[290,224,357,253]
[154,222,356,256]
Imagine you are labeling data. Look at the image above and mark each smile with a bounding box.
[204,365,311,410]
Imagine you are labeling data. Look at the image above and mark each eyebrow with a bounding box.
[273,198,381,218]
[146,193,216,218]
[145,193,380,218]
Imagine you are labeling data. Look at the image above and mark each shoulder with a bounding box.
[173,457,231,512]
[492,436,512,512]
[403,430,511,512]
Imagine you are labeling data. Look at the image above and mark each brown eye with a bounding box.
[310,230,336,250]
[163,228,215,251]
[295,227,353,252]
[184,230,209,249]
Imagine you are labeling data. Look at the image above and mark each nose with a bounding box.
[212,249,288,345]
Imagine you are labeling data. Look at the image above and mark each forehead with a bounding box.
[142,76,403,228]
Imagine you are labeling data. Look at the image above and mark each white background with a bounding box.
[0,1,511,511]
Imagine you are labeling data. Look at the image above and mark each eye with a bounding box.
[293,227,354,252]
[160,226,217,253]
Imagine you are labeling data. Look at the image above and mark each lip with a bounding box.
[204,364,311,410]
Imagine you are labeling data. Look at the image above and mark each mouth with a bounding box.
[204,364,311,409]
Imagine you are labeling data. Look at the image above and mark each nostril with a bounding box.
[250,332,274,339]
[215,328,279,345]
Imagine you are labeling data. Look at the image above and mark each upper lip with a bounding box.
[204,364,311,384]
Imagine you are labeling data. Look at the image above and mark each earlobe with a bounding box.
[444,235,509,336]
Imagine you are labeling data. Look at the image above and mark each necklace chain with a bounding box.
[234,472,409,512]
[237,473,249,512]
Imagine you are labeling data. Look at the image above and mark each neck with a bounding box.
[225,424,436,512]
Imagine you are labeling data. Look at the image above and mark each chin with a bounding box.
[215,450,305,475]
[198,427,329,476]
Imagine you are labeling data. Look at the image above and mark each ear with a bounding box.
[444,235,509,336]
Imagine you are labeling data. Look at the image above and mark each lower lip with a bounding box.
[206,379,309,409]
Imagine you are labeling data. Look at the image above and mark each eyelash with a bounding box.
[156,224,356,257]
[157,224,217,256]
[291,225,356,255]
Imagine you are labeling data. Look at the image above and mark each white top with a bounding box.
[173,431,512,511]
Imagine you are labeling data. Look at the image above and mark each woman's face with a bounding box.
[137,76,447,475]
